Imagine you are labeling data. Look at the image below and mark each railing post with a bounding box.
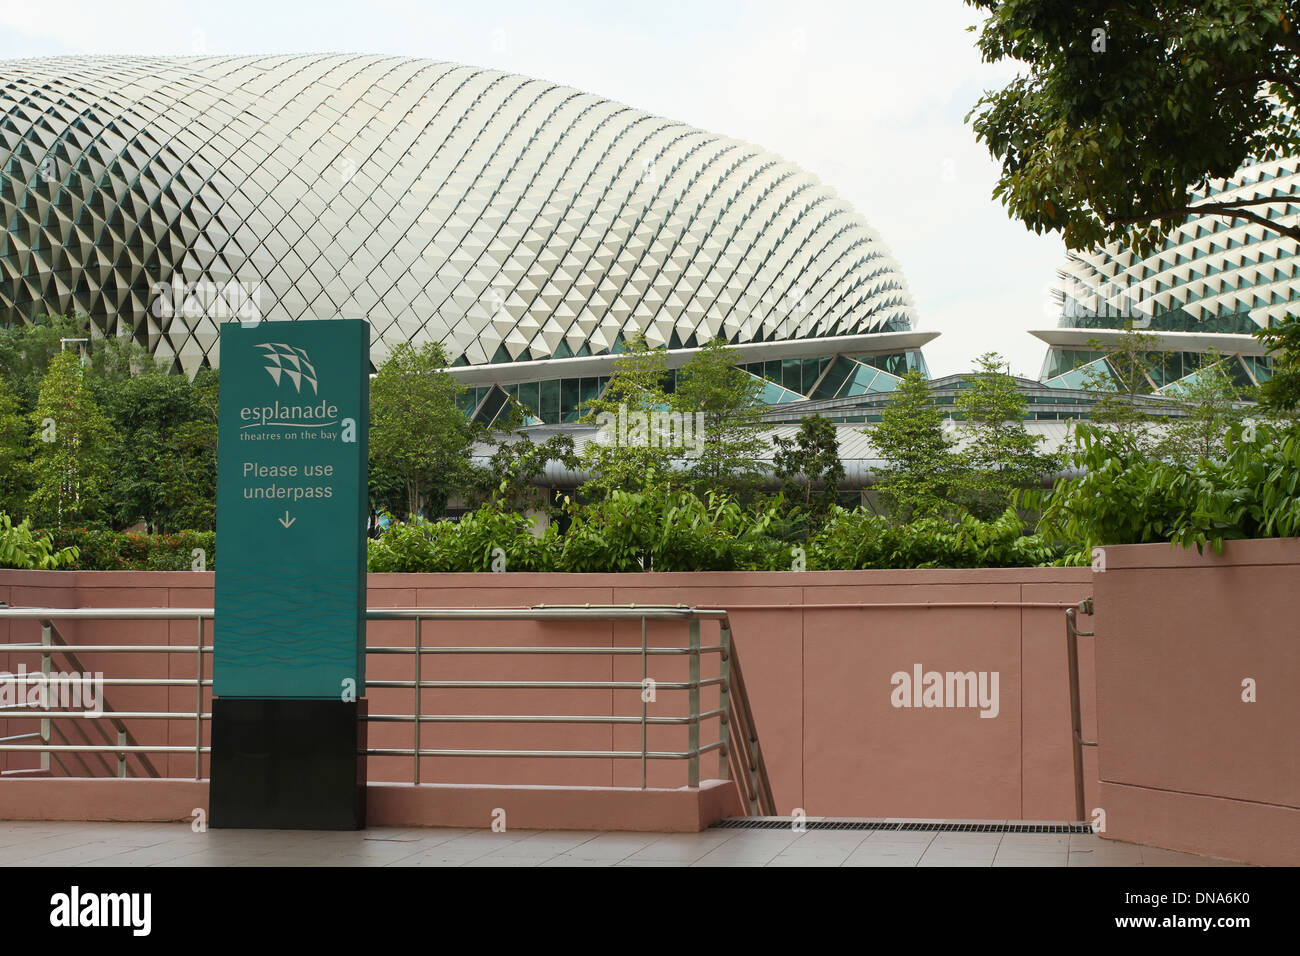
[718,621,732,783]
[117,729,126,778]
[1066,602,1095,824]
[640,615,647,790]
[413,616,422,786]
[195,615,204,780]
[40,623,51,773]
[687,618,700,789]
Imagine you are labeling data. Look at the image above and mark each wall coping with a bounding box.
[1098,536,1300,570]
[0,567,1093,590]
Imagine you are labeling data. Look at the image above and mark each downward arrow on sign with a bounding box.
[278,511,296,529]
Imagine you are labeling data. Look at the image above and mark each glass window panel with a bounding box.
[560,377,579,420]
[540,378,560,423]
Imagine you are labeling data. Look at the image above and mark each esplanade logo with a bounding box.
[240,343,339,432]
[259,343,319,394]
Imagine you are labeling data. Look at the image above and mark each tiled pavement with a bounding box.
[0,821,1244,867]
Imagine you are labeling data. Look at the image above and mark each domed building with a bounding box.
[1034,158,1298,393]
[0,55,932,423]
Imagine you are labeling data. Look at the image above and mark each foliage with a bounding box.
[866,370,957,518]
[772,414,846,526]
[45,527,216,571]
[966,0,1300,253]
[557,487,786,572]
[808,506,1062,570]
[1077,328,1163,452]
[0,379,30,518]
[578,334,677,498]
[367,492,1066,573]
[1254,313,1300,412]
[953,352,1060,518]
[369,341,475,519]
[1032,420,1300,563]
[668,338,768,499]
[26,351,118,528]
[465,431,578,515]
[0,314,93,410]
[0,513,79,570]
[367,501,557,573]
[103,367,219,532]
[1154,352,1255,465]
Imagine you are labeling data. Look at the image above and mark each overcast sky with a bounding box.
[0,0,1068,378]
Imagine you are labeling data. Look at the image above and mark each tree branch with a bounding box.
[1107,204,1300,243]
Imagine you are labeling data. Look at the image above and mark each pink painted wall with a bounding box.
[1092,539,1300,866]
[0,567,1094,821]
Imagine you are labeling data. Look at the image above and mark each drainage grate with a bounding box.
[713,819,1093,834]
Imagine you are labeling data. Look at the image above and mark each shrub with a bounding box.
[1032,421,1300,563]
[367,504,559,572]
[44,527,215,570]
[808,506,1061,570]
[0,513,78,570]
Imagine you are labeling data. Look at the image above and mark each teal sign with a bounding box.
[213,319,369,699]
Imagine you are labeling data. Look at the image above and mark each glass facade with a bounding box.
[461,350,931,425]
[1044,156,1300,395]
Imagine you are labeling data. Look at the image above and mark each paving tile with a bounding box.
[537,854,617,867]
[1140,847,1243,867]
[842,852,921,867]
[0,821,1242,868]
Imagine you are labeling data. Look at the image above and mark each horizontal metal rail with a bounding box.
[0,644,212,653]
[369,743,726,760]
[0,604,729,621]
[363,678,724,690]
[368,645,726,656]
[0,603,742,796]
[0,711,207,720]
[1,745,210,754]
[367,710,725,725]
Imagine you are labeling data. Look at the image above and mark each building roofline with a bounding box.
[446,330,939,386]
[1030,328,1267,355]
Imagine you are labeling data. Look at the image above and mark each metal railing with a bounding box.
[364,604,771,800]
[0,604,776,810]
[1065,598,1097,823]
[0,607,211,779]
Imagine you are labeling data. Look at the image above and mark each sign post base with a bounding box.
[210,698,367,830]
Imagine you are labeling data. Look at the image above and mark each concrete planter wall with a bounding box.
[1093,538,1300,866]
[0,567,1093,823]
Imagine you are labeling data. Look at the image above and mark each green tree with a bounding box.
[1154,353,1255,465]
[866,370,957,519]
[1080,328,1162,452]
[953,352,1060,519]
[967,0,1300,254]
[466,430,579,515]
[0,314,91,411]
[579,334,677,498]
[106,372,196,531]
[669,339,767,499]
[772,414,845,519]
[26,351,118,528]
[1255,313,1300,412]
[161,367,220,532]
[369,341,474,519]
[0,379,31,518]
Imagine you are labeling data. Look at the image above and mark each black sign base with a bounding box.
[210,698,367,830]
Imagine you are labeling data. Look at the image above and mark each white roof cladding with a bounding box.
[0,54,918,375]
[1051,156,1300,331]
